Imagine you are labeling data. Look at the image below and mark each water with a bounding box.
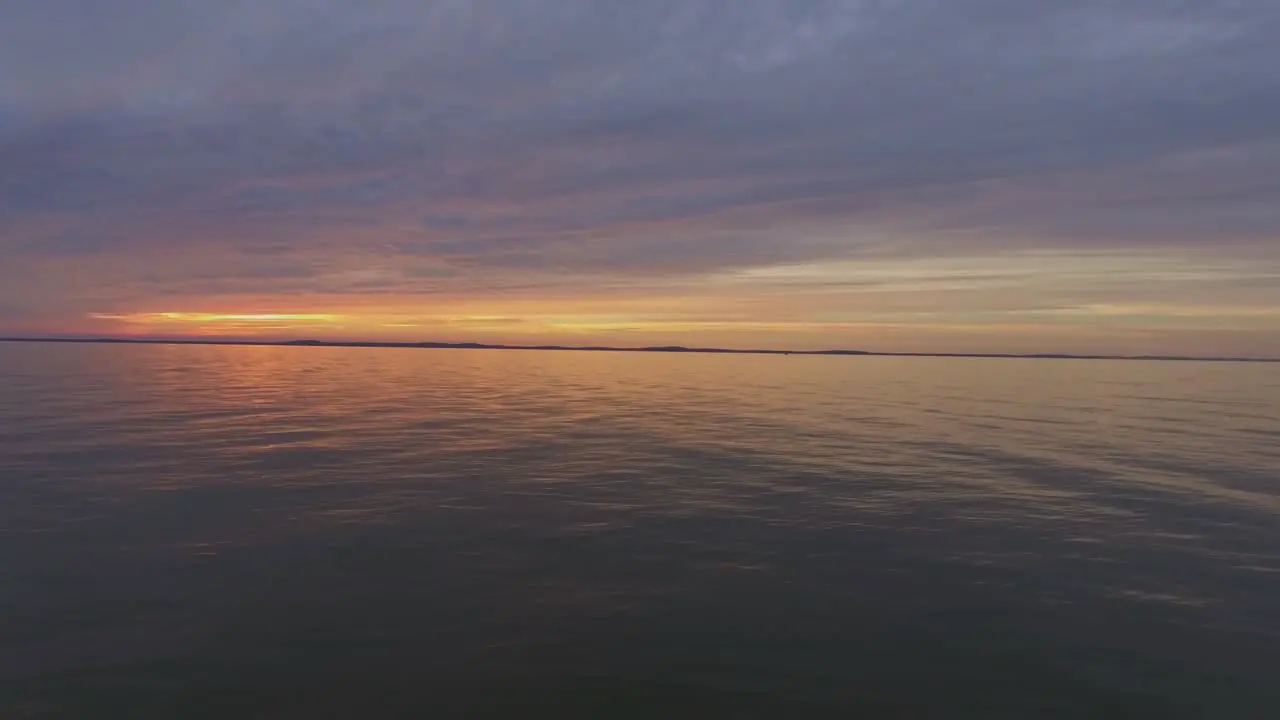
[0,342,1277,718]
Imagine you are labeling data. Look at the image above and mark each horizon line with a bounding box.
[0,336,1275,364]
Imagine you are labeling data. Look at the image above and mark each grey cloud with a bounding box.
[1,0,1279,305]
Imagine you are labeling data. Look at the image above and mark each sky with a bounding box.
[2,1,1279,355]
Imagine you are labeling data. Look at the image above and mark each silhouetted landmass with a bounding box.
[0,336,1276,363]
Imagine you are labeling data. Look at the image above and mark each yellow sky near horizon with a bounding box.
[52,249,1279,357]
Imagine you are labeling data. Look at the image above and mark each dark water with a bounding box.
[1,343,1277,718]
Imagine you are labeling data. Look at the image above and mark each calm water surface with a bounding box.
[1,343,1277,718]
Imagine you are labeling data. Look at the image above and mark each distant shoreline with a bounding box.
[0,336,1275,363]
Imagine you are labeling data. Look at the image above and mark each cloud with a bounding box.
[1,1,1278,351]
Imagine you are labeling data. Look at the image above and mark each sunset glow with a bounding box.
[2,2,1278,356]
[91,313,344,324]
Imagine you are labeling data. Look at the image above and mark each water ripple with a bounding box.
[1,343,1278,716]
